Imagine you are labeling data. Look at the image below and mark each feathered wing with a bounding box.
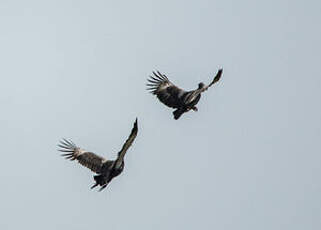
[114,118,138,169]
[59,139,106,173]
[147,71,187,109]
[201,68,223,92]
[183,68,223,105]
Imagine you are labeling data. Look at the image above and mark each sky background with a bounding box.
[0,0,320,229]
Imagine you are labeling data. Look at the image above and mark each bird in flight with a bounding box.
[147,69,223,120]
[59,118,138,191]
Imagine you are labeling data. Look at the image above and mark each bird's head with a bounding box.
[198,82,205,89]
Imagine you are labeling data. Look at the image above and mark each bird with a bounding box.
[58,118,138,191]
[146,69,223,120]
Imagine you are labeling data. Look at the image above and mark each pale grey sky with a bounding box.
[0,0,320,229]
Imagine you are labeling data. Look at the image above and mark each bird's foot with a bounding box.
[98,184,107,192]
[192,107,198,112]
[91,183,99,189]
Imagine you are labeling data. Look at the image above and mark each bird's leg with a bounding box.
[192,106,198,112]
[98,183,108,192]
[91,183,99,189]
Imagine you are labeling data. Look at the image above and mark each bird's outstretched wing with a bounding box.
[114,118,138,169]
[179,69,223,105]
[147,71,187,109]
[201,68,223,92]
[59,139,107,173]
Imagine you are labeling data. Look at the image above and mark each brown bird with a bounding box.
[59,118,138,191]
[147,69,223,119]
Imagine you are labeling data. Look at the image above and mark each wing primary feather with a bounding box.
[146,87,158,90]
[64,138,75,147]
[156,71,167,80]
[61,138,71,145]
[147,79,159,83]
[57,144,73,149]
[69,139,76,147]
[209,69,223,86]
[59,150,74,153]
[62,138,76,148]
[146,83,157,87]
[58,138,107,173]
[198,68,223,93]
[114,118,138,169]
[152,72,163,80]
[59,140,72,148]
[147,70,189,109]
[150,76,162,82]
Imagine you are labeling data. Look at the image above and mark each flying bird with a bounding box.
[58,119,138,191]
[147,69,223,119]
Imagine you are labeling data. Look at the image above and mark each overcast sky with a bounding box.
[0,0,320,229]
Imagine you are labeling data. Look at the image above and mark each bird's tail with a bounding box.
[173,108,185,120]
[91,175,105,189]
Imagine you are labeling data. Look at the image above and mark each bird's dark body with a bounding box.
[156,86,184,108]
[173,94,201,119]
[94,161,124,187]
